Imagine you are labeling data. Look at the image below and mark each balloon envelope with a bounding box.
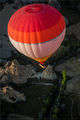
[8,4,66,64]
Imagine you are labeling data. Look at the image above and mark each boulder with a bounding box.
[41,65,57,80]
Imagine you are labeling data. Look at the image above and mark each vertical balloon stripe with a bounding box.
[23,17,32,57]
[36,15,43,57]
[29,17,38,58]
[32,16,41,58]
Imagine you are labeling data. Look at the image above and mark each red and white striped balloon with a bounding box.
[8,4,66,64]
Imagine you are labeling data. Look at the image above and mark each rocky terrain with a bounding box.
[0,0,80,120]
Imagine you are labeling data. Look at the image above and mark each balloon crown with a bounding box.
[24,4,43,13]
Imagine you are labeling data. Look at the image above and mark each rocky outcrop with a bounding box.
[66,75,80,94]
[41,65,57,80]
[0,60,36,85]
[5,60,36,84]
[67,22,80,40]
[0,67,9,85]
[0,86,26,103]
[32,65,57,80]
[66,75,80,117]
[55,57,80,77]
[0,59,57,85]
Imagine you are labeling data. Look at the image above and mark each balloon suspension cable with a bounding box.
[39,62,47,69]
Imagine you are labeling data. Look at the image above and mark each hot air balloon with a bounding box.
[8,4,66,68]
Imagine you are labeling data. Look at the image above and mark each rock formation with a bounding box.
[32,65,57,80]
[0,60,36,85]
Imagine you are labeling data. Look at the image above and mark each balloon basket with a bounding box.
[39,63,46,69]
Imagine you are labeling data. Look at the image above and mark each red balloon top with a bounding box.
[25,4,43,13]
[8,4,65,44]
